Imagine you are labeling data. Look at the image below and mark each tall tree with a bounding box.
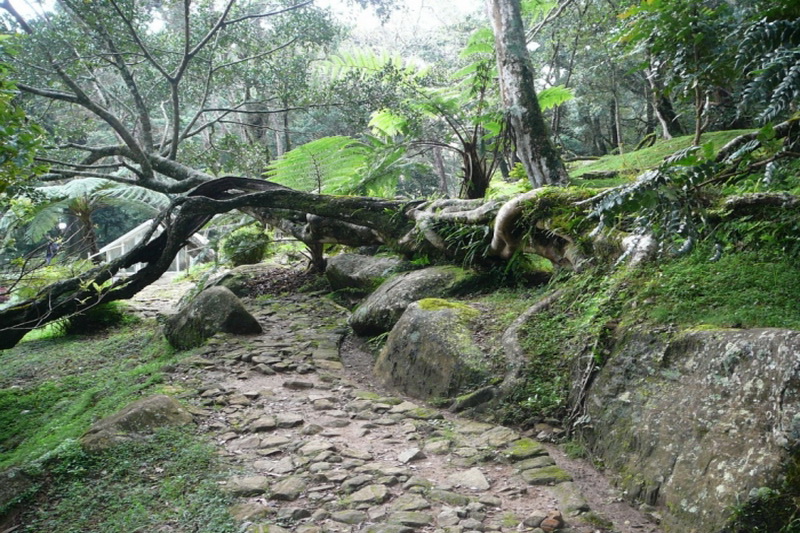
[486,0,568,188]
[0,0,336,193]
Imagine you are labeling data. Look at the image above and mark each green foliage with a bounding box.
[3,259,95,304]
[724,485,800,533]
[267,136,367,193]
[592,145,718,256]
[738,17,800,123]
[537,85,575,111]
[220,223,271,267]
[569,130,751,178]
[62,302,140,336]
[0,37,46,205]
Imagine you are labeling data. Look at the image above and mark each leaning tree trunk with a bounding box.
[0,178,600,350]
[486,0,568,189]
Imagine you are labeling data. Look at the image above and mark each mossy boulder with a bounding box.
[374,298,489,399]
[80,395,194,451]
[325,253,412,293]
[584,328,800,532]
[349,266,480,336]
[164,286,262,350]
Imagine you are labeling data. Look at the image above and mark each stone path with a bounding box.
[152,289,661,533]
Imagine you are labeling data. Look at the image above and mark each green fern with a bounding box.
[0,178,169,245]
[538,85,575,111]
[265,136,367,194]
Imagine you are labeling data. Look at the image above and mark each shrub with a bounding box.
[63,301,139,335]
[220,224,271,266]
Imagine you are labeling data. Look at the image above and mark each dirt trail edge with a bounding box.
[154,292,662,533]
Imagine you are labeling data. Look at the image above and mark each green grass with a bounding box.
[1,320,240,532]
[568,129,754,179]
[0,323,180,470]
[621,248,800,330]
[19,428,237,533]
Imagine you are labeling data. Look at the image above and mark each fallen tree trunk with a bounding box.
[0,178,596,349]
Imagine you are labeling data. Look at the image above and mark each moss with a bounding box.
[416,298,479,320]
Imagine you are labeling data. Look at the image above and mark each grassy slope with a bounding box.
[568,129,754,180]
[0,319,238,532]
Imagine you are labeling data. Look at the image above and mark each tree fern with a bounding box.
[0,178,170,247]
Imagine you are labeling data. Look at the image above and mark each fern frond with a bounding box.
[537,85,575,111]
[266,136,367,194]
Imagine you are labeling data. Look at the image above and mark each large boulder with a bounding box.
[209,263,274,297]
[325,253,411,292]
[80,395,194,451]
[584,328,800,532]
[374,298,490,399]
[349,266,479,336]
[164,286,262,349]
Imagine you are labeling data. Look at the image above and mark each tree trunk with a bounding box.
[646,61,685,140]
[433,146,449,195]
[486,0,568,189]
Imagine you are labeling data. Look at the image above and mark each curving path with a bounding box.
[144,284,661,533]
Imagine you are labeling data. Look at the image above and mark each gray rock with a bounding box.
[249,416,277,432]
[247,525,291,533]
[325,253,411,292]
[276,413,304,428]
[331,510,368,524]
[585,328,800,531]
[428,489,471,506]
[350,266,479,336]
[391,494,431,512]
[515,455,555,472]
[270,475,307,501]
[350,484,390,504]
[361,525,414,533]
[226,475,270,496]
[80,395,193,451]
[519,466,573,485]
[375,299,488,400]
[446,468,491,491]
[398,447,425,464]
[164,286,262,349]
[389,511,435,527]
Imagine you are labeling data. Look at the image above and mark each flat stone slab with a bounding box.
[446,467,491,491]
[226,476,269,496]
[388,511,435,527]
[270,476,307,501]
[520,465,573,486]
[331,510,368,524]
[351,484,390,504]
[551,481,591,516]
[505,438,547,461]
[515,455,556,471]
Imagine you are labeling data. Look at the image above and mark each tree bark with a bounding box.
[486,0,568,189]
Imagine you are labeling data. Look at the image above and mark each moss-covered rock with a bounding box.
[584,328,800,532]
[80,395,194,451]
[374,298,489,400]
[163,286,262,350]
[349,266,481,336]
[325,253,412,293]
